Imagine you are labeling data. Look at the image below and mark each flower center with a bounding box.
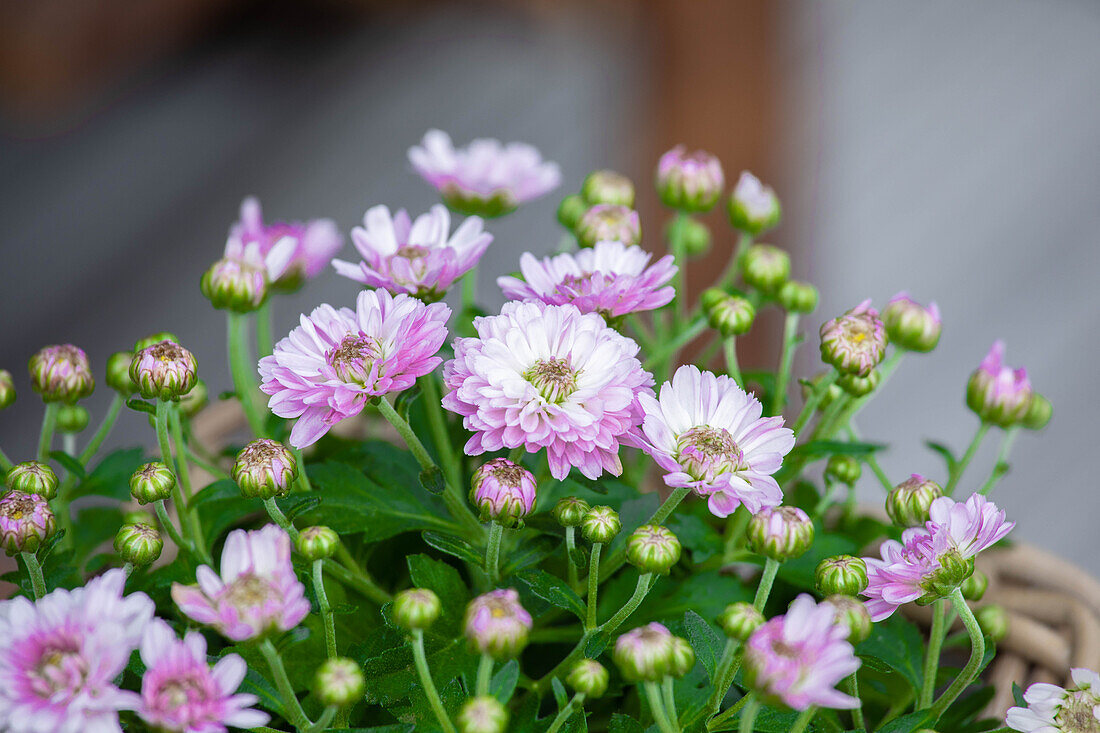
[222,573,275,608]
[1057,690,1100,733]
[31,643,87,699]
[559,272,596,290]
[523,357,580,404]
[149,341,186,362]
[770,640,799,658]
[327,333,382,387]
[841,317,876,346]
[489,463,527,488]
[1,493,36,521]
[157,675,207,709]
[675,426,745,482]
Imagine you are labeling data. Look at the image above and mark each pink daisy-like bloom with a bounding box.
[497,240,677,319]
[442,301,653,480]
[1006,667,1100,733]
[862,493,1014,621]
[259,289,450,448]
[631,365,795,518]
[0,568,154,733]
[231,196,342,288]
[743,594,861,711]
[332,204,492,300]
[408,129,561,217]
[171,525,310,642]
[966,340,1034,427]
[137,618,269,733]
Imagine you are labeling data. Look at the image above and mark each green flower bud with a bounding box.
[57,405,90,434]
[626,524,682,574]
[567,659,609,698]
[824,455,861,486]
[581,505,621,544]
[976,604,1009,643]
[960,568,988,602]
[886,474,943,528]
[921,549,975,601]
[6,461,59,500]
[680,218,712,256]
[178,378,209,418]
[134,332,180,352]
[748,506,814,562]
[801,372,843,411]
[123,509,156,525]
[232,439,298,499]
[129,462,176,505]
[458,696,508,733]
[704,290,755,338]
[1022,392,1053,431]
[575,204,641,248]
[668,635,696,678]
[393,588,442,631]
[742,244,791,294]
[837,369,880,397]
[0,370,15,410]
[826,594,873,644]
[718,602,765,641]
[882,294,941,353]
[815,555,868,597]
[581,170,635,208]
[613,622,675,682]
[557,194,588,230]
[297,526,340,561]
[553,497,590,528]
[29,345,95,404]
[130,340,197,402]
[105,351,137,394]
[314,657,365,708]
[114,522,163,566]
[201,257,269,313]
[728,171,781,235]
[778,280,819,314]
[656,147,724,213]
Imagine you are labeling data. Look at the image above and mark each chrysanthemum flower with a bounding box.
[137,618,269,733]
[259,289,450,448]
[332,204,492,300]
[231,196,343,289]
[631,365,795,518]
[862,494,1014,621]
[497,240,677,319]
[966,340,1034,427]
[743,594,861,711]
[408,129,561,217]
[0,568,154,732]
[464,589,532,660]
[442,301,652,480]
[171,525,310,641]
[1006,667,1100,733]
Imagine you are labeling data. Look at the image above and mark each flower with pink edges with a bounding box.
[442,301,653,480]
[631,365,795,518]
[332,204,492,300]
[171,525,310,641]
[408,129,561,217]
[656,146,725,212]
[743,594,861,711]
[497,240,677,319]
[259,289,450,448]
[230,196,342,289]
[464,589,533,660]
[1006,667,1100,733]
[137,618,269,733]
[966,340,1034,427]
[0,568,154,733]
[862,493,1014,621]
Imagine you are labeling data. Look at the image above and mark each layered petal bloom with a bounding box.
[631,365,795,518]
[408,129,561,216]
[0,568,155,733]
[497,240,677,319]
[332,204,492,300]
[442,301,652,480]
[259,289,450,448]
[966,340,1034,427]
[1006,668,1100,733]
[231,196,343,287]
[743,594,861,711]
[862,494,1014,621]
[171,525,310,641]
[138,619,269,733]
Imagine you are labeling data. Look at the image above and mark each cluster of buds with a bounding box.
[613,622,694,682]
[0,370,14,410]
[0,490,55,555]
[130,462,176,505]
[463,589,532,660]
[966,341,1045,429]
[470,458,536,528]
[728,171,781,235]
[233,439,298,500]
[718,602,765,641]
[886,474,943,527]
[314,657,365,708]
[702,288,755,338]
[29,344,95,404]
[201,256,269,313]
[815,555,868,597]
[575,204,642,248]
[130,339,197,401]
[656,146,724,212]
[580,505,621,545]
[297,526,340,562]
[581,170,636,208]
[6,461,58,500]
[742,244,791,294]
[626,524,682,574]
[114,522,164,566]
[748,506,814,562]
[393,588,442,631]
[819,300,887,378]
[882,293,941,353]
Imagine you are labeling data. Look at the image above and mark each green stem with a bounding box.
[419,374,462,491]
[307,706,337,733]
[79,393,123,464]
[463,266,478,312]
[601,573,654,636]
[263,497,299,542]
[644,681,678,733]
[37,403,59,463]
[154,499,191,558]
[546,693,585,733]
[170,407,207,557]
[586,543,603,630]
[122,561,135,578]
[790,706,816,733]
[945,422,991,495]
[716,232,753,292]
[508,446,525,464]
[291,447,312,493]
[259,638,313,732]
[669,213,690,326]
[411,629,457,733]
[791,371,838,436]
[979,427,1019,496]
[662,676,680,729]
[848,673,866,731]
[771,313,801,416]
[324,557,391,605]
[753,558,780,612]
[704,691,751,731]
[21,552,46,599]
[928,588,986,722]
[920,599,947,708]
[738,693,760,733]
[228,312,268,437]
[0,446,12,472]
[181,442,229,480]
[724,338,743,388]
[313,560,337,658]
[485,521,504,583]
[256,299,274,358]
[598,487,690,582]
[565,527,579,589]
[642,316,708,370]
[706,639,742,719]
[817,351,904,442]
[477,653,493,697]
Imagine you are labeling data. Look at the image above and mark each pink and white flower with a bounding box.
[442,301,652,480]
[966,340,1034,427]
[0,568,154,733]
[230,196,343,288]
[408,129,561,217]
[1006,668,1100,733]
[137,618,269,733]
[631,365,795,518]
[497,240,677,319]
[332,204,492,300]
[743,594,861,711]
[171,525,310,641]
[259,289,450,448]
[863,494,1014,621]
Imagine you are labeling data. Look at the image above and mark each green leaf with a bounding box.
[551,676,569,710]
[71,505,125,567]
[501,534,559,577]
[1012,682,1026,707]
[681,610,724,683]
[857,615,926,694]
[237,665,286,718]
[876,710,932,733]
[69,447,147,501]
[925,440,959,474]
[282,494,322,521]
[789,439,885,460]
[418,466,445,495]
[776,527,859,592]
[422,531,484,568]
[407,554,470,636]
[193,479,261,543]
[512,569,586,620]
[125,397,156,414]
[48,450,86,479]
[668,510,724,564]
[490,659,519,702]
[608,714,645,733]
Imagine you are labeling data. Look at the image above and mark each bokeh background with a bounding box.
[1,1,1097,570]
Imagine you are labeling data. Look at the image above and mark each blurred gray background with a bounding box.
[1,2,1097,570]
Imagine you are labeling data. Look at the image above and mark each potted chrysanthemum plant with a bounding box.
[0,128,1085,733]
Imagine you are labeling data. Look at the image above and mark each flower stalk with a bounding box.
[410,628,457,733]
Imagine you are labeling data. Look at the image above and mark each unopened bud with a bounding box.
[966,341,1033,428]
[57,405,89,434]
[557,194,588,230]
[742,244,791,294]
[575,204,641,248]
[233,439,298,499]
[819,300,887,378]
[297,526,339,561]
[886,474,943,528]
[470,458,536,528]
[458,696,508,733]
[815,555,868,597]
[1022,392,1052,431]
[626,524,682,574]
[314,657,365,708]
[802,372,843,411]
[748,506,814,562]
[106,351,137,394]
[553,497,590,528]
[29,345,95,404]
[201,257,269,313]
[960,569,988,602]
[613,622,675,682]
[837,369,880,398]
[114,523,163,566]
[668,635,695,678]
[0,370,15,410]
[677,217,712,257]
[824,455,861,486]
[718,602,765,641]
[0,491,55,555]
[728,171,780,235]
[6,461,58,500]
[581,505,621,544]
[393,588,442,631]
[130,462,176,505]
[703,289,755,338]
[567,659,609,698]
[883,293,941,353]
[826,595,873,644]
[656,147,724,213]
[464,589,532,660]
[976,604,1008,642]
[134,332,180,352]
[130,340,197,402]
[778,280,819,314]
[922,550,975,600]
[581,170,635,208]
